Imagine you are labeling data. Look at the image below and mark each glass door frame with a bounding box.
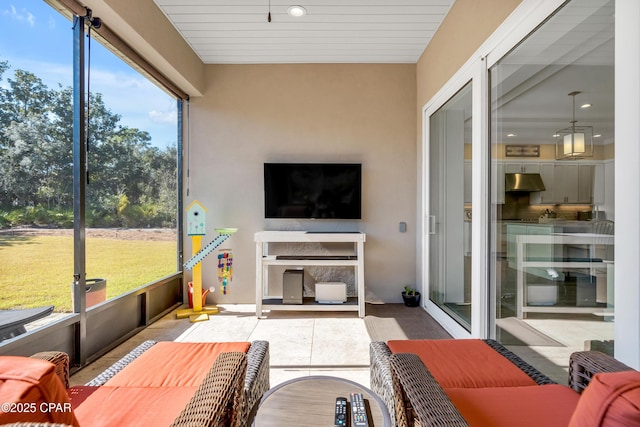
[421,60,487,338]
[420,0,567,339]
[420,0,640,366]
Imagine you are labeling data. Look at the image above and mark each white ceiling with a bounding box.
[152,0,455,64]
[152,0,615,145]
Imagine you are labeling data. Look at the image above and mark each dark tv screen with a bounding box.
[264,163,362,219]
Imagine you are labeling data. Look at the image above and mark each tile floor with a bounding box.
[70,304,373,387]
[509,315,614,384]
[69,303,615,388]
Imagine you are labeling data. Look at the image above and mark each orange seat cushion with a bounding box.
[447,384,580,427]
[72,385,198,427]
[569,370,640,427]
[105,341,250,387]
[0,356,80,427]
[68,385,99,409]
[387,339,536,388]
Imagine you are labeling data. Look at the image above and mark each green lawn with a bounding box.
[0,234,177,312]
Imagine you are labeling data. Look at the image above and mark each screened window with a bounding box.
[0,1,179,332]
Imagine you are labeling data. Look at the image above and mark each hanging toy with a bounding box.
[217,250,233,295]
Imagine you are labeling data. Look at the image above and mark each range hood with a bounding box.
[505,173,546,192]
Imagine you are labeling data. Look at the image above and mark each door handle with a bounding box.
[429,215,436,235]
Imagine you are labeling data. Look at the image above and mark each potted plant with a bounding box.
[402,285,421,307]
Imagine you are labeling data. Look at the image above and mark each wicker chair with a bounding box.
[370,340,554,427]
[26,350,247,427]
[170,351,247,427]
[27,340,270,427]
[371,340,634,427]
[82,340,270,427]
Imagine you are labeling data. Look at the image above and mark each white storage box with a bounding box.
[527,283,558,306]
[315,282,347,304]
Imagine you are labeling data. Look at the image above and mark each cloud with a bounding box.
[89,68,148,91]
[1,56,73,88]
[149,109,177,124]
[3,5,35,27]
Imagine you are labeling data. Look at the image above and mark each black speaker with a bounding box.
[283,269,303,304]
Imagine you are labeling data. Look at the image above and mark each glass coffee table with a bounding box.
[252,375,391,426]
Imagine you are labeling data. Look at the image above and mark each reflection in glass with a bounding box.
[489,0,615,376]
[429,82,473,331]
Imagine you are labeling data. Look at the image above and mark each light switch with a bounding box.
[399,222,407,233]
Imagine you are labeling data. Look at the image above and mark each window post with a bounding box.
[72,12,88,365]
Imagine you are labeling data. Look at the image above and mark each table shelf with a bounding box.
[255,231,366,317]
[262,257,359,267]
[260,297,359,312]
[516,233,614,318]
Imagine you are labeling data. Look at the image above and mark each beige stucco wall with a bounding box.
[185,64,417,303]
[416,0,523,108]
[412,0,523,291]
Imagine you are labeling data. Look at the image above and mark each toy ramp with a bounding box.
[184,232,233,270]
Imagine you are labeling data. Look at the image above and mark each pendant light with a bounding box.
[555,91,594,160]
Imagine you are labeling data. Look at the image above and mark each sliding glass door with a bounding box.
[427,82,473,332]
[488,0,615,379]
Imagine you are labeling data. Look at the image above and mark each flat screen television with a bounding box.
[264,163,362,219]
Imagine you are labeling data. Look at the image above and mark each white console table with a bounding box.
[516,233,614,318]
[254,231,366,317]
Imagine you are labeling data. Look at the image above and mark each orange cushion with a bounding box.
[105,341,250,387]
[73,385,197,427]
[0,356,80,427]
[569,370,640,427]
[387,339,536,388]
[447,384,580,427]
[68,385,99,409]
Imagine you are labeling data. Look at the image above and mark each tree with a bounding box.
[0,60,177,228]
[5,69,53,121]
[0,66,61,209]
[2,114,68,208]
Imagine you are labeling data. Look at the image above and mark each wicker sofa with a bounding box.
[0,340,270,427]
[371,339,638,427]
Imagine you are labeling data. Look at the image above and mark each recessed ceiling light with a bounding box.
[507,133,516,137]
[580,103,592,109]
[287,5,307,17]
[552,133,560,138]
[594,134,602,138]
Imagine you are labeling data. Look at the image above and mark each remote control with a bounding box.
[350,392,370,427]
[334,397,348,426]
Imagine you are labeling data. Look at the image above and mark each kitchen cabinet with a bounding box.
[498,160,601,205]
[578,165,594,203]
[554,164,579,203]
[495,163,505,204]
[464,161,472,204]
[501,162,539,205]
[463,221,472,256]
[530,163,555,204]
[597,160,614,219]
[504,162,540,174]
[554,164,593,204]
[592,163,605,206]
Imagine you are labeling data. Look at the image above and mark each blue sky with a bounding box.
[0,1,177,149]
